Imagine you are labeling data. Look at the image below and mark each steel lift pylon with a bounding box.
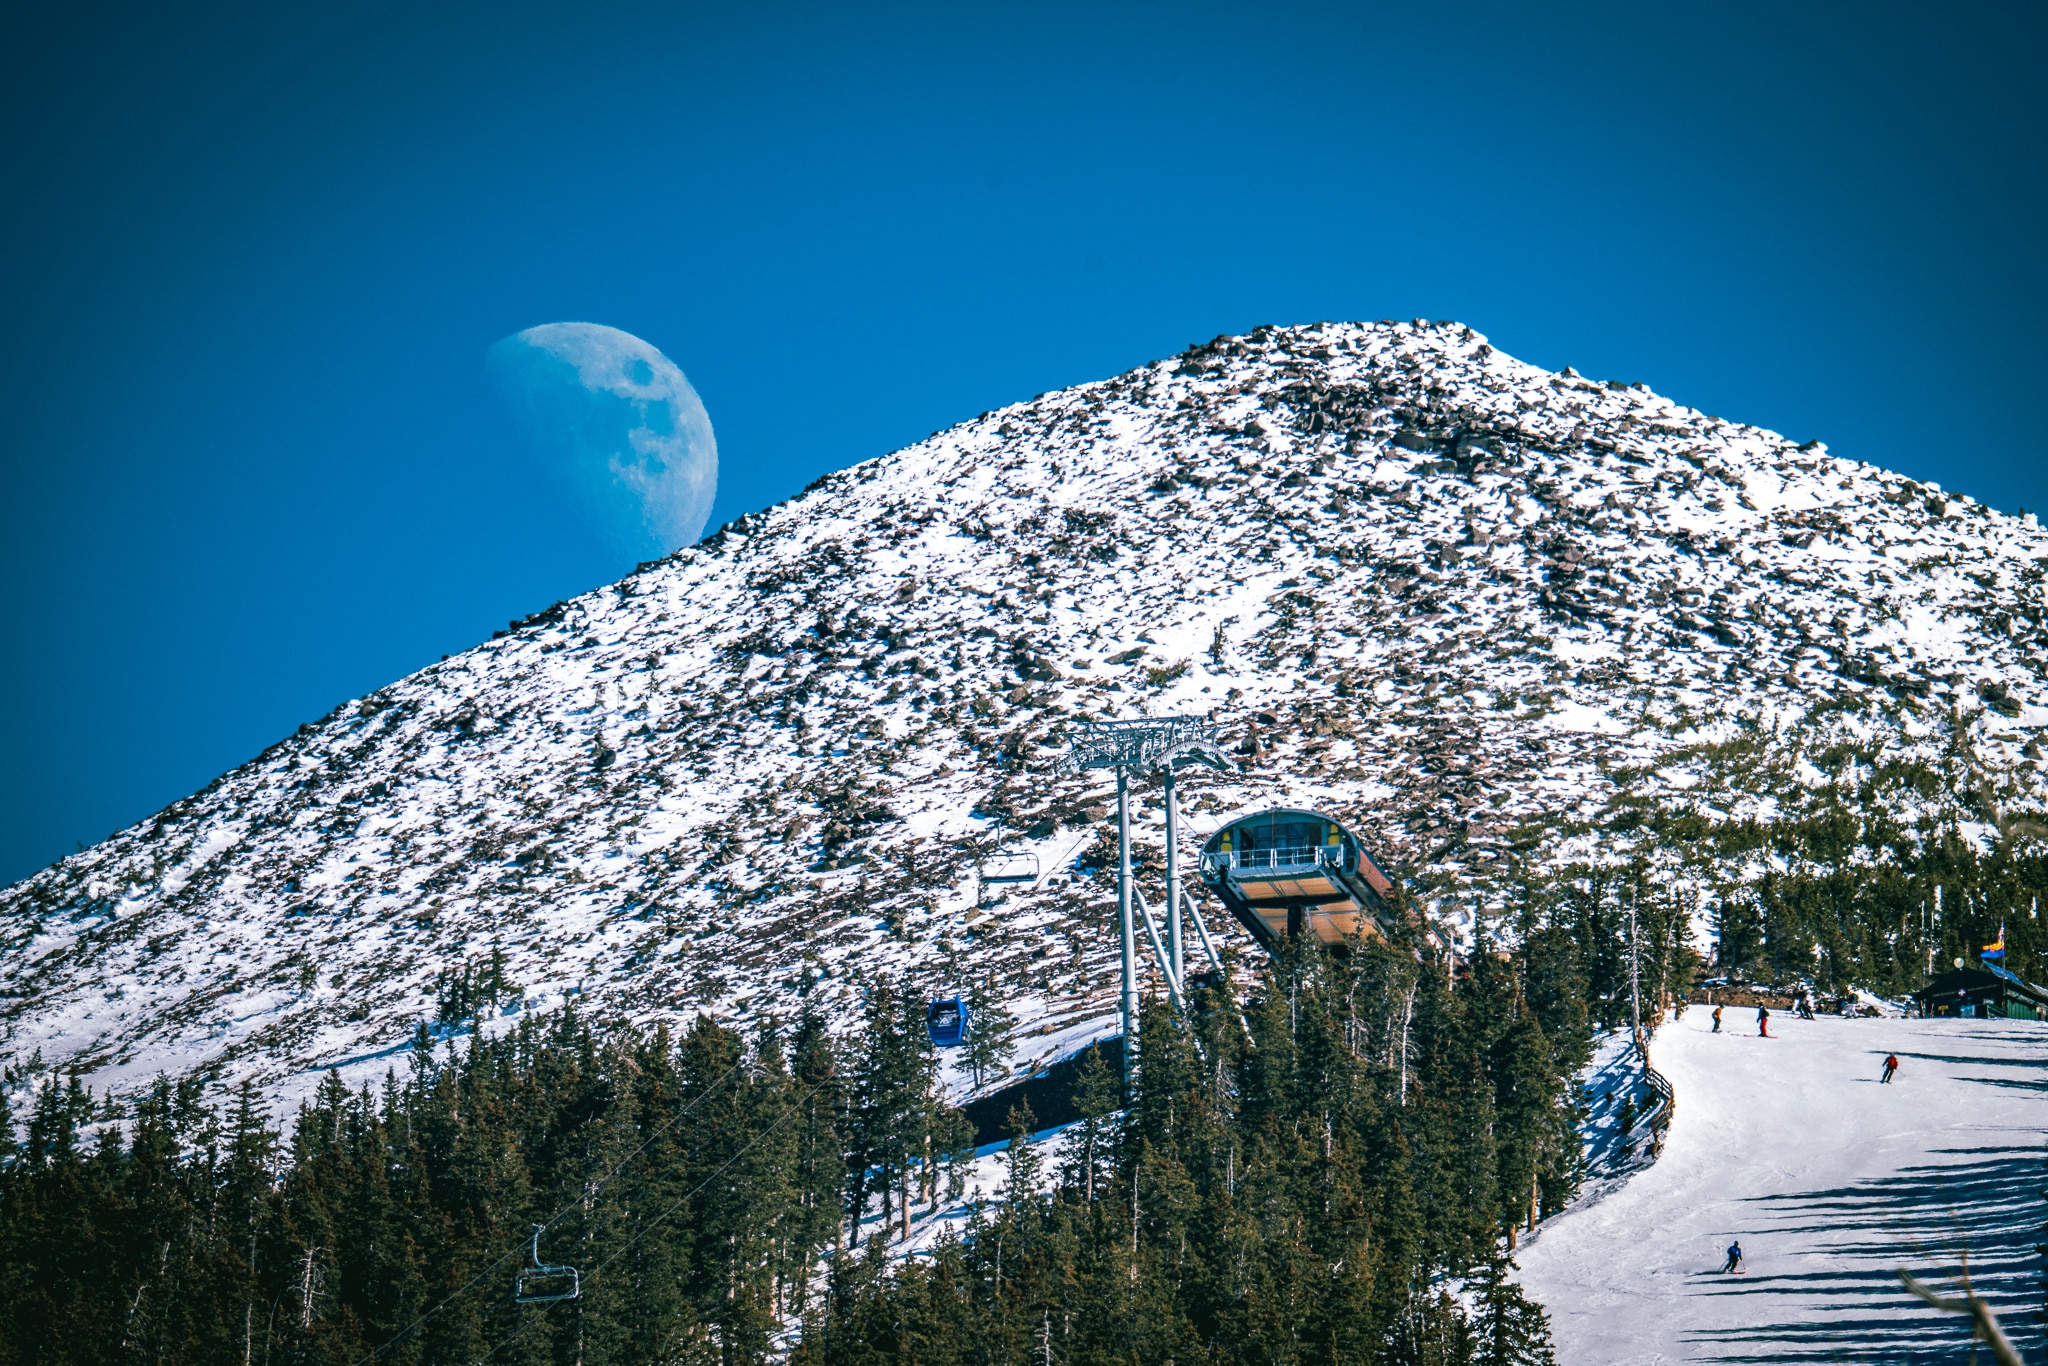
[1063,716,1233,1078]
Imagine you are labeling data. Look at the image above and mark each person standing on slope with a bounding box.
[1721,1240,1743,1274]
[1757,1006,1770,1038]
[1712,1005,1723,1033]
[1881,1053,1898,1084]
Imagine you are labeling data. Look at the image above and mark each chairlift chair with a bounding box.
[925,995,969,1048]
[515,1225,581,1304]
[976,849,1040,885]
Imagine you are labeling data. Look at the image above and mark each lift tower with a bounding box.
[1064,717,1230,1074]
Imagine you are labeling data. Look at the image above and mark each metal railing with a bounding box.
[1201,845,1338,875]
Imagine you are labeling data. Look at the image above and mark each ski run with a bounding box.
[1518,1006,2045,1363]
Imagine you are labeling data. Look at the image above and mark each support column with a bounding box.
[1117,769,1137,1085]
[1164,765,1183,988]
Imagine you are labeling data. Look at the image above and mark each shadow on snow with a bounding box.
[1685,1143,2042,1364]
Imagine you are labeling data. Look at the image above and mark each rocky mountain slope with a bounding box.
[6,319,2044,1109]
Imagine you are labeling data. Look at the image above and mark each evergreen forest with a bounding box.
[1670,815,2048,992]
[0,886,1684,1366]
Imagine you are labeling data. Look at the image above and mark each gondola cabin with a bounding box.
[926,995,968,1047]
[1198,808,1395,952]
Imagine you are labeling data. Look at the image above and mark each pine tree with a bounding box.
[1055,1043,1118,1205]
[1472,1249,1559,1366]
[675,1012,786,1363]
[846,978,967,1246]
[961,977,1016,1090]
[789,1009,848,1321]
[15,1077,130,1365]
[1387,1288,1476,1366]
[1406,951,1500,1272]
[845,979,918,1246]
[217,1081,282,1366]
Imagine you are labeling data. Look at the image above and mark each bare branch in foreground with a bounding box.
[1896,1269,2026,1366]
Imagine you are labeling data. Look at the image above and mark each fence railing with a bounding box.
[1632,1031,1676,1159]
[1200,846,1336,875]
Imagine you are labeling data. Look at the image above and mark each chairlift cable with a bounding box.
[354,1049,758,1363]
[1036,830,1093,889]
[471,1080,827,1366]
[585,1079,821,1273]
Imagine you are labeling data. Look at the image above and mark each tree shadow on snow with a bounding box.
[1578,1035,1661,1182]
[1955,1074,2048,1092]
[1684,1145,2042,1364]
[1891,1048,2041,1071]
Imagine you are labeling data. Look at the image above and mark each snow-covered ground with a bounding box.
[1518,1004,2046,1364]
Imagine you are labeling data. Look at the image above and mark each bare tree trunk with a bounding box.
[120,1277,149,1351]
[1398,984,1416,1105]
[1897,1270,2024,1366]
[299,1245,320,1329]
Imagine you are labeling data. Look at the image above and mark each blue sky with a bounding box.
[1,0,2042,884]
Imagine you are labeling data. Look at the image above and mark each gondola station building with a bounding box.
[1911,960,2048,1020]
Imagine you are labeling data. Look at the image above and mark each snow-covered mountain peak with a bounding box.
[6,319,2043,1111]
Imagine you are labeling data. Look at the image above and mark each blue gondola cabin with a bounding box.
[1197,808,1396,951]
[926,995,968,1047]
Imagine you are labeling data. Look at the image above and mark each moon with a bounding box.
[489,322,717,563]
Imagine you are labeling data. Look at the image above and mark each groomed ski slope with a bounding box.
[1516,1004,2046,1364]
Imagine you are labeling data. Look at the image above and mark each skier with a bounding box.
[1712,1005,1723,1033]
[1881,1053,1898,1084]
[1757,1006,1770,1038]
[1721,1240,1743,1274]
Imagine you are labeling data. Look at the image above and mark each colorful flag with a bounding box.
[1982,928,2006,960]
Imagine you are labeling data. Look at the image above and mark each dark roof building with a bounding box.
[1911,962,2048,1020]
